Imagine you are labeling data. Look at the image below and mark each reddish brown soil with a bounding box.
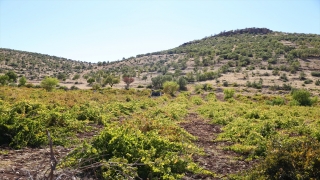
[180,113,257,179]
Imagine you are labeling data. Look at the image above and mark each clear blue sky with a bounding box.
[1,0,319,63]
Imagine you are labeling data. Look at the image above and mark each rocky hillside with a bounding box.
[1,28,320,93]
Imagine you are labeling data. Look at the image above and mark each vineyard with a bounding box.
[0,86,319,179]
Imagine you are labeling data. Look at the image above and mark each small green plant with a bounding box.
[223,88,235,100]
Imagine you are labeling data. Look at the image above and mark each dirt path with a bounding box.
[180,113,256,179]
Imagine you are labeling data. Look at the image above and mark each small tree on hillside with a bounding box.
[41,77,59,91]
[87,78,95,85]
[0,75,9,86]
[6,71,18,82]
[104,75,120,87]
[18,76,27,86]
[72,74,80,80]
[178,76,188,91]
[123,76,134,89]
[142,75,148,81]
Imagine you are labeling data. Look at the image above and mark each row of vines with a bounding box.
[1,86,320,179]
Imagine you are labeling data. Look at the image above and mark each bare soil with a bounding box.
[180,113,257,179]
[0,124,103,180]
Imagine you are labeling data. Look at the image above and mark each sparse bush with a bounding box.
[72,74,80,80]
[59,86,68,91]
[266,97,285,106]
[282,83,292,91]
[25,83,34,88]
[299,71,306,80]
[304,79,313,84]
[311,71,320,77]
[223,81,229,87]
[92,83,101,91]
[70,85,79,90]
[8,83,17,87]
[280,73,288,82]
[202,83,214,91]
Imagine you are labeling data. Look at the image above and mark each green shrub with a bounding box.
[223,88,235,100]
[311,71,320,77]
[291,89,312,106]
[202,83,214,91]
[59,86,68,91]
[63,126,202,179]
[222,81,229,87]
[92,83,101,90]
[191,96,203,105]
[70,85,79,90]
[304,79,313,84]
[163,81,179,96]
[178,76,188,90]
[0,100,88,149]
[18,76,27,86]
[41,77,59,91]
[249,137,320,180]
[25,83,34,88]
[266,97,285,106]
